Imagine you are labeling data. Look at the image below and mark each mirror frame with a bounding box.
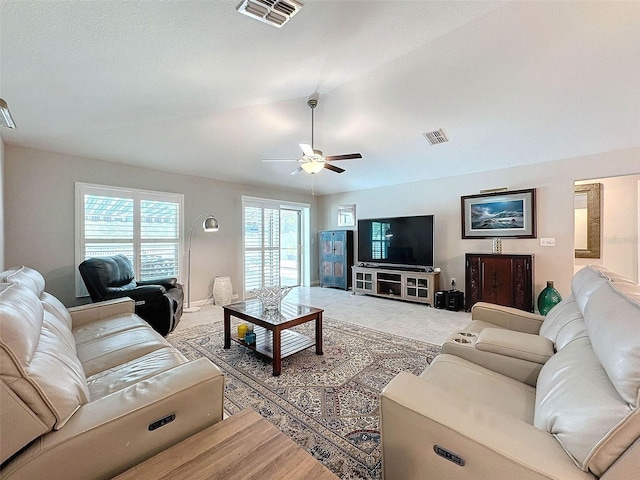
[574,183,601,259]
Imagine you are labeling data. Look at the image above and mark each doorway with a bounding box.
[242,196,310,298]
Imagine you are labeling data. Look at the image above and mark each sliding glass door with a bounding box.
[242,197,308,298]
[280,208,300,287]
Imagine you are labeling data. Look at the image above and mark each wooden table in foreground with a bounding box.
[223,300,324,376]
[114,409,339,480]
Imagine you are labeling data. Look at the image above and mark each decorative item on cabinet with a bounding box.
[319,230,354,290]
[537,281,562,315]
[492,238,502,254]
[465,253,534,312]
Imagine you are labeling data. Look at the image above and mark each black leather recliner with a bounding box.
[78,254,183,336]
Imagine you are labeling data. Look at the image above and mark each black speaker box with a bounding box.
[434,291,447,309]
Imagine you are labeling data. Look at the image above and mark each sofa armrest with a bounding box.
[441,330,546,386]
[476,328,554,364]
[471,302,545,334]
[137,277,178,289]
[1,358,224,480]
[68,297,135,327]
[380,372,595,480]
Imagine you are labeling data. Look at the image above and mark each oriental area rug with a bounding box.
[168,318,440,479]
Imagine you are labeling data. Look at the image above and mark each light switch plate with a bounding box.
[540,237,556,247]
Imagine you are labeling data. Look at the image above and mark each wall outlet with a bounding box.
[540,237,556,247]
[450,278,456,287]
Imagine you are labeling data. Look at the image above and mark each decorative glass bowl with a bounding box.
[252,286,292,311]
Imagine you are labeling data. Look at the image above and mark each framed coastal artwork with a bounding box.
[461,188,536,239]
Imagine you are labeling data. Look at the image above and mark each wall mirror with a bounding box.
[574,183,601,258]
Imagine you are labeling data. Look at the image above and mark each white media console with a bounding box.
[352,265,440,306]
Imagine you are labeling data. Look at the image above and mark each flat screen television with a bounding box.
[357,214,434,269]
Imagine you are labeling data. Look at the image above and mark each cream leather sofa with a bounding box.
[0,266,225,480]
[380,265,640,479]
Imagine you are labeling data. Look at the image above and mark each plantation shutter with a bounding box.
[244,204,281,295]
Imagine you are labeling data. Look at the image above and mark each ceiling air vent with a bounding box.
[423,129,449,145]
[237,0,303,28]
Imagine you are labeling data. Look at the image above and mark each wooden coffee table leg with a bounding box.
[316,312,323,355]
[223,310,231,349]
[272,327,282,376]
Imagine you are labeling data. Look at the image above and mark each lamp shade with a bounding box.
[203,216,219,232]
[301,161,324,174]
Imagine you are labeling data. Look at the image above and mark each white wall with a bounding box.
[575,175,640,281]
[4,144,639,309]
[319,148,640,304]
[4,145,318,306]
[0,138,4,270]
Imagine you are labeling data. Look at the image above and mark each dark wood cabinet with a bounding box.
[465,253,534,312]
[319,230,354,290]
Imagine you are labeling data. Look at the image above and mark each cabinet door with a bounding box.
[466,255,482,308]
[511,257,532,311]
[481,257,515,307]
[320,231,347,289]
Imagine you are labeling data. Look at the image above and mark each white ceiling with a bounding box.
[1,1,639,195]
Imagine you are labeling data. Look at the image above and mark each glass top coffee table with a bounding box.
[223,300,324,376]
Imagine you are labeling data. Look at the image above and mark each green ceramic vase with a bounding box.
[537,281,562,315]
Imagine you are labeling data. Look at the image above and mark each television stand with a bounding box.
[352,266,439,306]
[368,264,427,272]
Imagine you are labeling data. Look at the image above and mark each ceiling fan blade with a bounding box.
[325,153,362,161]
[262,159,298,162]
[324,163,345,174]
[299,143,314,156]
[289,166,303,175]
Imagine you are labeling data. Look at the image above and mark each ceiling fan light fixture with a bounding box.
[300,161,324,174]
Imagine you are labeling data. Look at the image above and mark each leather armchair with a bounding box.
[78,254,183,336]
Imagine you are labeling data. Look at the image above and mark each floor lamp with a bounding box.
[184,213,219,313]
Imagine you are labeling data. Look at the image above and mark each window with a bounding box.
[75,183,184,296]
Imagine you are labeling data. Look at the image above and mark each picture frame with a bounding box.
[574,183,601,259]
[461,188,536,239]
[337,204,356,227]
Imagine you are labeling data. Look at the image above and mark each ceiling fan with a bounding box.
[264,97,362,175]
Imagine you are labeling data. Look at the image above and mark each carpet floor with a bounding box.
[167,317,440,479]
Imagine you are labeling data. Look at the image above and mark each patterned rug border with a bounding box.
[167,317,441,479]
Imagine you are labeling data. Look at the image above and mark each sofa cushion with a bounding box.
[41,292,74,331]
[1,265,46,298]
[73,312,150,345]
[85,346,187,399]
[584,281,640,406]
[534,335,639,476]
[75,325,173,377]
[0,283,89,430]
[571,265,609,314]
[420,354,537,423]
[538,295,587,350]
